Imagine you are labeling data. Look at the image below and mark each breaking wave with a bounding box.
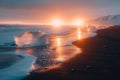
[14,31,49,47]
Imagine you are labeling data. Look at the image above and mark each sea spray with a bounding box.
[14,31,49,47]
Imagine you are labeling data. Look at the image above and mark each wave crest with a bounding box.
[14,31,49,47]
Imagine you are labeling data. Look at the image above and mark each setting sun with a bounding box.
[51,19,63,27]
[73,20,84,26]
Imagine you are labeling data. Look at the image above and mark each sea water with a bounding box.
[0,25,97,80]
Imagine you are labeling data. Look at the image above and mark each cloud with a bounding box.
[0,0,119,9]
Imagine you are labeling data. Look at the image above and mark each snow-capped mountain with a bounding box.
[89,15,120,26]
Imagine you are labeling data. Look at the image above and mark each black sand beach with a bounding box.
[23,25,120,80]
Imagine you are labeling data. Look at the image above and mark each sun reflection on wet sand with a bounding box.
[77,26,82,39]
[56,37,61,47]
[27,45,81,72]
[55,36,81,61]
[54,46,81,62]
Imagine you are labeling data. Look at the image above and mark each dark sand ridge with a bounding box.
[23,25,120,80]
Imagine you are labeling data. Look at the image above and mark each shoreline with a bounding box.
[23,25,120,80]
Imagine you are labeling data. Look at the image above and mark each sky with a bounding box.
[0,0,120,25]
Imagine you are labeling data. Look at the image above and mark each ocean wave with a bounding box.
[14,31,49,47]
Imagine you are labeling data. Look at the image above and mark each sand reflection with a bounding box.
[26,45,81,72]
[54,46,81,62]
[77,26,82,39]
[56,37,61,47]
[18,39,81,72]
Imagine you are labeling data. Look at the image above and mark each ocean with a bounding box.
[0,25,96,80]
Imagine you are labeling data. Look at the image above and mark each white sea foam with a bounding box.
[14,31,49,47]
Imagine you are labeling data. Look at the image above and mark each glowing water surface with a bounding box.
[14,28,81,72]
[0,25,97,80]
[15,26,96,73]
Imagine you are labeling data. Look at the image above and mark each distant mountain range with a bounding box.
[89,15,120,26]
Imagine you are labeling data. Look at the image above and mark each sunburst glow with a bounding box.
[51,19,63,27]
[73,20,84,26]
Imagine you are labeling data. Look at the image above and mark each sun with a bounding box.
[73,20,84,26]
[51,19,63,27]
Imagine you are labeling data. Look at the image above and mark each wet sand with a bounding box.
[23,25,120,80]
